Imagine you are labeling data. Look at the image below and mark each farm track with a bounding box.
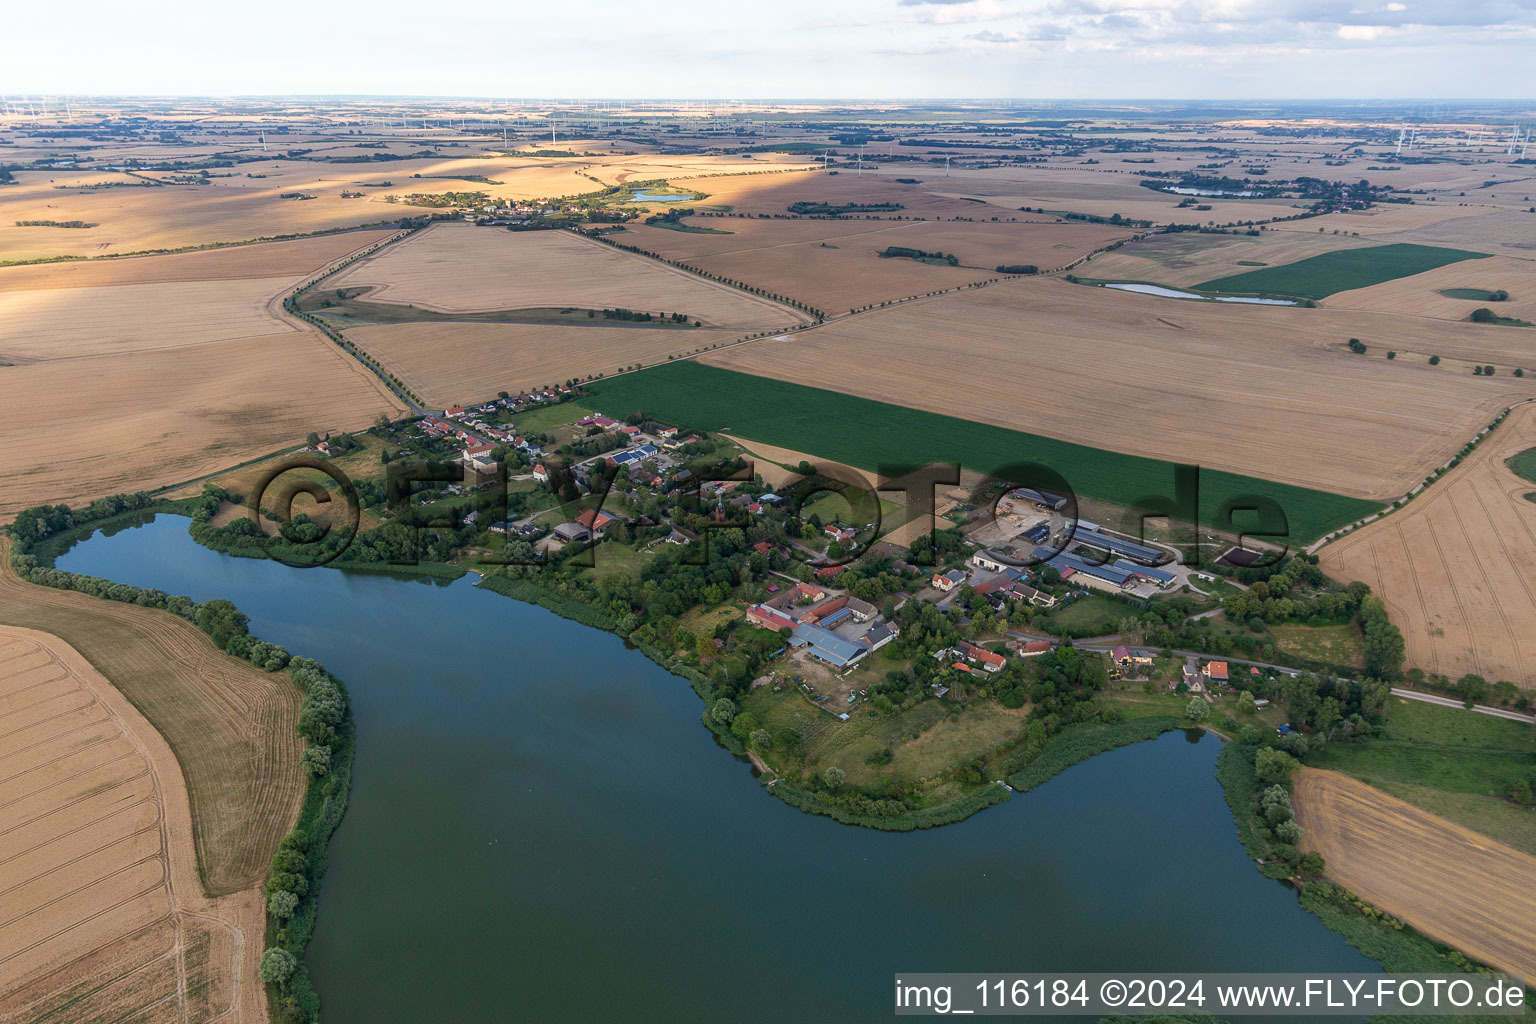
[1294,769,1536,981]
[0,624,269,1023]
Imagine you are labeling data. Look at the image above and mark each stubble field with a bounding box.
[0,539,304,895]
[699,276,1533,500]
[1294,768,1536,981]
[0,624,268,1024]
[327,223,810,328]
[348,320,747,408]
[0,232,407,520]
[1323,254,1536,325]
[621,217,1133,312]
[1317,401,1536,687]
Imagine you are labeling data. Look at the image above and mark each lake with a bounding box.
[632,191,693,202]
[1163,186,1265,197]
[1104,282,1300,306]
[59,515,1377,1022]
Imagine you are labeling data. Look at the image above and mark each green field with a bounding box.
[1508,447,1536,485]
[1306,697,1536,854]
[584,362,1380,544]
[1196,243,1490,300]
[1439,287,1500,301]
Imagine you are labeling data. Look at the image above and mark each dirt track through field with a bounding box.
[1318,401,1536,686]
[1293,768,1536,980]
[0,624,266,1024]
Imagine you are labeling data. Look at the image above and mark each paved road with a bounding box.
[1389,687,1536,725]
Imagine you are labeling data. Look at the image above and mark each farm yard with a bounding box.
[619,217,1133,312]
[585,360,1380,545]
[1317,401,1536,688]
[326,222,810,328]
[1293,768,1536,982]
[693,276,1532,502]
[0,623,268,1024]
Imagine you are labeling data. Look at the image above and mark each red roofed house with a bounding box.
[445,406,465,418]
[956,641,1005,672]
[532,464,550,483]
[931,569,967,592]
[1018,640,1052,657]
[753,541,774,557]
[815,564,845,581]
[575,509,617,537]
[1203,661,1230,683]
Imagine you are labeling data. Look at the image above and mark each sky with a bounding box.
[6,0,1534,99]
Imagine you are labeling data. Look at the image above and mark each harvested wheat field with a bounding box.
[701,276,1533,500]
[1318,402,1536,686]
[0,230,397,292]
[0,624,269,1024]
[327,222,810,328]
[0,279,307,362]
[1324,255,1536,326]
[1272,205,1536,259]
[0,541,304,895]
[0,332,405,519]
[1294,768,1536,980]
[622,217,1131,312]
[348,320,744,408]
[0,230,405,364]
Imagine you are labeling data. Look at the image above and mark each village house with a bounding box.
[575,509,617,538]
[968,550,1013,574]
[1202,661,1230,685]
[532,464,550,484]
[931,568,968,592]
[955,640,1006,672]
[860,621,899,651]
[1015,640,1053,657]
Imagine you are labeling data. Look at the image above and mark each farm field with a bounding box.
[0,537,304,895]
[696,276,1533,501]
[0,332,405,519]
[327,222,809,328]
[1078,230,1378,290]
[1293,768,1536,981]
[1306,696,1536,855]
[0,229,397,290]
[0,624,267,1024]
[1317,402,1536,688]
[0,141,818,263]
[1269,203,1536,259]
[1195,242,1490,299]
[1323,254,1536,326]
[620,217,1132,312]
[584,361,1380,545]
[347,320,744,408]
[0,278,303,362]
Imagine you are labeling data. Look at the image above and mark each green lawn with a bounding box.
[1196,242,1490,300]
[513,401,593,434]
[1269,622,1364,670]
[1039,594,1125,637]
[1306,697,1536,854]
[1439,287,1500,301]
[584,362,1378,544]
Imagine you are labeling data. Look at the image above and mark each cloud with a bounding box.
[897,0,975,5]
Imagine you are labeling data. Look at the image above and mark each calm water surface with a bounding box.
[60,516,1377,1022]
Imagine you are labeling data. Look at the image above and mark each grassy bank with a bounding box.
[585,362,1377,544]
